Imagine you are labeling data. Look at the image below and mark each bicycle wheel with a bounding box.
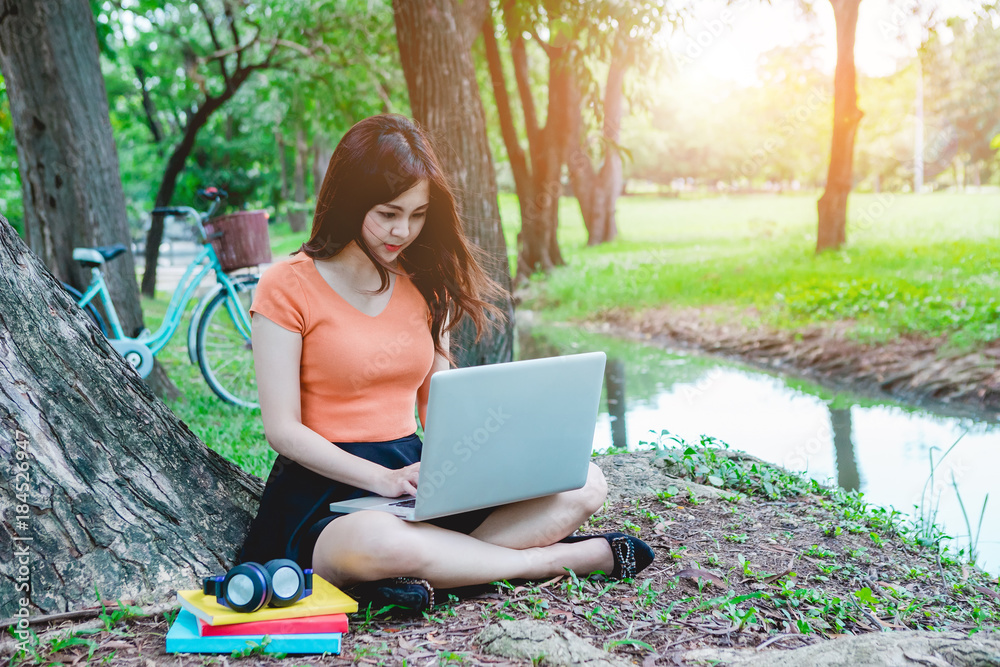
[61,282,108,336]
[196,277,259,408]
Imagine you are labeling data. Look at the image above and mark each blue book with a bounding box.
[166,609,342,655]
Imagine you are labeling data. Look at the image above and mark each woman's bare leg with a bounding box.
[469,462,608,548]
[311,509,614,589]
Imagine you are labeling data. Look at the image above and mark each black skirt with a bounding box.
[237,432,494,572]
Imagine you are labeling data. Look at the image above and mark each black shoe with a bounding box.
[560,532,655,580]
[349,577,434,613]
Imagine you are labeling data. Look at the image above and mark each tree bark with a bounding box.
[0,214,264,616]
[566,37,627,246]
[0,0,144,339]
[816,0,864,253]
[392,0,515,368]
[288,122,308,233]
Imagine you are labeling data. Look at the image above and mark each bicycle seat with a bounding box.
[72,244,128,266]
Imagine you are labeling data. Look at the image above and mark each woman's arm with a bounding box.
[417,325,449,431]
[253,314,419,497]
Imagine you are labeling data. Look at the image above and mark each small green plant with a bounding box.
[604,638,655,653]
[94,588,144,632]
[724,533,749,543]
[231,635,286,659]
[804,544,836,558]
[47,633,99,662]
[656,485,680,502]
[950,470,989,566]
[438,649,468,664]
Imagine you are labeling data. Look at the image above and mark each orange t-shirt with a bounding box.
[249,252,435,442]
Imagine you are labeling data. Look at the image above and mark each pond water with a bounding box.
[516,319,1000,575]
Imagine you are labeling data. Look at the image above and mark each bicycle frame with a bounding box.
[74,215,252,355]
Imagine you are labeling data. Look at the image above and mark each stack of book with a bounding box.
[166,573,357,655]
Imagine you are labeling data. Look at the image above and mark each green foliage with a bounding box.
[0,78,22,236]
[92,0,403,231]
[648,434,812,500]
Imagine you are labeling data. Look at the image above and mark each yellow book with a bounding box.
[177,573,357,627]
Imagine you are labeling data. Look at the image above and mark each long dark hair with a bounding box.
[297,114,507,363]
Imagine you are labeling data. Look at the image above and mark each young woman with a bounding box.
[238,114,653,610]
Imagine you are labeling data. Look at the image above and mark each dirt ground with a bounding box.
[4,451,999,666]
[587,304,1000,420]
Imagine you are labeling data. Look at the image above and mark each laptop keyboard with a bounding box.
[389,498,416,508]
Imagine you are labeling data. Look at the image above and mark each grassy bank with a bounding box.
[510,192,1000,352]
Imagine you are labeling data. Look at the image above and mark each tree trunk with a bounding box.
[288,122,308,233]
[0,0,144,339]
[312,138,330,200]
[276,127,289,202]
[483,14,567,283]
[566,37,627,247]
[816,0,864,253]
[392,0,515,368]
[0,214,263,617]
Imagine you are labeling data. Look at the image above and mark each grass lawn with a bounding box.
[510,192,1000,351]
[139,294,273,477]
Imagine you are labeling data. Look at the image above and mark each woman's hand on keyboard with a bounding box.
[374,462,420,498]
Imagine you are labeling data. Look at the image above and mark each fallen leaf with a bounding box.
[397,637,417,651]
[762,569,793,585]
[653,521,675,535]
[674,568,728,589]
[972,584,1000,601]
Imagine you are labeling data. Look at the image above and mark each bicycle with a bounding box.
[62,187,264,408]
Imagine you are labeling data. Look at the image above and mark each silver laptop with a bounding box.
[329,351,607,521]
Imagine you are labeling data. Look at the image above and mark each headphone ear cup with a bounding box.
[222,562,272,613]
[263,559,305,607]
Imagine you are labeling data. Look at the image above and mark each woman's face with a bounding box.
[361,179,429,262]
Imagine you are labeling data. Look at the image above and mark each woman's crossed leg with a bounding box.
[312,462,613,589]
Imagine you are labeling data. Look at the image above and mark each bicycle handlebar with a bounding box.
[198,187,228,201]
[150,187,227,244]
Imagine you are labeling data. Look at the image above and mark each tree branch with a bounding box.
[455,0,491,46]
[504,10,540,161]
[526,24,558,59]
[222,0,243,70]
[193,0,229,84]
[483,14,530,190]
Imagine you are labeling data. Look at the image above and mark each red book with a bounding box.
[196,613,348,637]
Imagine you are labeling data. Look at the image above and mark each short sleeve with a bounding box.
[249,262,306,334]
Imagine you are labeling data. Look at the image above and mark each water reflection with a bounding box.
[831,407,860,493]
[606,359,628,450]
[516,320,1000,574]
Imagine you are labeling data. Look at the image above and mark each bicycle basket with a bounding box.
[204,210,272,271]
